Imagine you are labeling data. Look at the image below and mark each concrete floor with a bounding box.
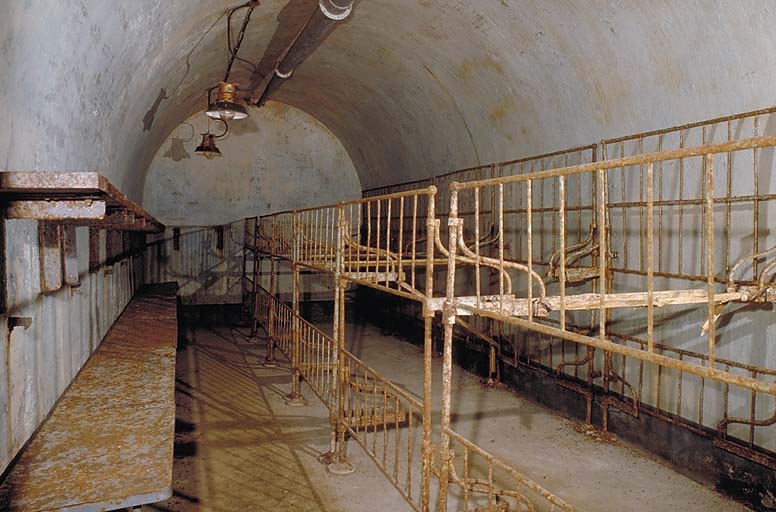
[148,318,751,512]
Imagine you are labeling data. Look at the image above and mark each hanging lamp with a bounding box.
[194,133,222,158]
[206,82,248,121]
[195,118,228,159]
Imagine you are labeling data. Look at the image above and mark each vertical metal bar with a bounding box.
[753,115,761,278]
[647,162,655,353]
[398,197,404,286]
[475,187,481,305]
[250,230,262,338]
[527,180,534,323]
[266,257,277,365]
[334,205,349,465]
[421,189,436,512]
[438,185,460,512]
[366,201,372,276]
[598,168,607,341]
[678,130,685,274]
[463,446,470,510]
[698,376,705,428]
[620,140,628,270]
[329,211,343,456]
[532,162,543,262]
[722,364,730,432]
[657,134,664,273]
[241,220,248,299]
[394,394,400,483]
[639,136,645,272]
[407,400,414,497]
[487,460,494,508]
[559,176,566,331]
[411,195,418,290]
[677,355,684,417]
[725,120,732,274]
[290,262,301,392]
[749,372,758,448]
[372,372,378,454]
[385,198,392,286]
[498,184,505,314]
[347,206,353,274]
[705,153,716,368]
[376,199,382,277]
[382,383,388,467]
[357,203,363,276]
[316,208,322,261]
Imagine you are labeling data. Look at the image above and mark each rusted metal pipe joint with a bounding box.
[319,0,353,20]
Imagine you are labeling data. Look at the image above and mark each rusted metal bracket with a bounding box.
[0,172,163,232]
[5,199,105,220]
[7,317,32,330]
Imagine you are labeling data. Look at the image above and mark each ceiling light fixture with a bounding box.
[202,2,257,123]
[206,81,248,121]
[195,133,222,159]
[195,118,228,159]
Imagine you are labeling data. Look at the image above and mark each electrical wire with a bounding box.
[225,1,258,82]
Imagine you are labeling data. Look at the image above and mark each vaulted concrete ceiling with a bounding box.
[1,0,774,203]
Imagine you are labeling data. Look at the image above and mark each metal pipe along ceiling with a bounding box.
[255,0,354,105]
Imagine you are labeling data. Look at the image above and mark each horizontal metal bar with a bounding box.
[344,271,402,282]
[602,105,776,145]
[263,186,437,218]
[4,199,106,220]
[429,289,744,317]
[0,171,164,231]
[453,135,776,190]
[472,308,776,395]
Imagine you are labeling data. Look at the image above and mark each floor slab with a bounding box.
[150,319,750,511]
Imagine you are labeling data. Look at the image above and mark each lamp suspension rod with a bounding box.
[224,1,258,82]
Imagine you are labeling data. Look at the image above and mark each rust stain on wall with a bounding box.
[488,97,513,122]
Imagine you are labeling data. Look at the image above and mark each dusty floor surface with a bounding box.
[147,319,750,512]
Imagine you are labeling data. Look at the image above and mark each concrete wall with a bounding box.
[5,1,774,199]
[143,223,348,305]
[2,0,776,484]
[145,224,244,305]
[0,221,144,474]
[143,101,361,226]
[142,101,360,304]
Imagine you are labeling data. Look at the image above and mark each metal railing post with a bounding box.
[285,212,307,406]
[250,255,262,340]
[421,188,436,512]
[438,186,461,511]
[264,257,278,366]
[328,204,355,474]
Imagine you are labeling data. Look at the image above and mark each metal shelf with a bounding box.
[0,172,163,232]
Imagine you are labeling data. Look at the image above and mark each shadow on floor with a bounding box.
[148,325,329,512]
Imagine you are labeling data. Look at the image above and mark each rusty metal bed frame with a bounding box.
[243,106,776,511]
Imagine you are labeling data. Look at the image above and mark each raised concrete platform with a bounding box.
[0,283,178,511]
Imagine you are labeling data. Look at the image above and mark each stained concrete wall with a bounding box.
[4,1,775,198]
[2,0,776,486]
[145,224,244,305]
[142,101,360,303]
[0,221,144,474]
[144,222,349,305]
[143,101,361,226]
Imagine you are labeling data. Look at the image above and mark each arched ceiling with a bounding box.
[2,0,774,204]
